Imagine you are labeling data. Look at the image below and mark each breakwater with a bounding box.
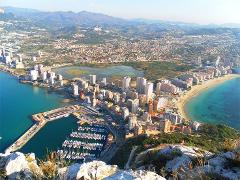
[4,105,80,153]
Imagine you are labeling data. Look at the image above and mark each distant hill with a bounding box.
[1,6,240,30]
[133,18,240,29]
[133,18,201,27]
[221,23,240,28]
[2,6,128,28]
[3,6,41,14]
[0,12,16,21]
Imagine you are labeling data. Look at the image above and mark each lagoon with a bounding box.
[53,65,144,79]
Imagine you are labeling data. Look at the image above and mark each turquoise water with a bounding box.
[53,65,144,79]
[0,72,73,155]
[185,77,240,130]
[1,70,239,158]
[21,116,78,158]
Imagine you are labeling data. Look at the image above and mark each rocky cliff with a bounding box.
[0,152,165,180]
[0,145,239,179]
[130,145,240,180]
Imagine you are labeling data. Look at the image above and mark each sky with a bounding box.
[0,0,240,25]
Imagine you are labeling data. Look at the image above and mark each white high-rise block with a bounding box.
[89,75,96,85]
[72,84,79,96]
[136,77,147,94]
[145,82,153,101]
[122,76,131,91]
[30,70,38,81]
[42,71,47,81]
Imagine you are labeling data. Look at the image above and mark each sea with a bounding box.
[185,76,240,130]
[1,70,239,158]
[0,72,77,157]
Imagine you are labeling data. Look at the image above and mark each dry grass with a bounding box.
[39,152,58,179]
[38,151,71,179]
[222,139,236,152]
[25,154,35,163]
[39,161,57,179]
[0,168,7,178]
[171,157,209,180]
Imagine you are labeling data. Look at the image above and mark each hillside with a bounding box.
[2,6,128,28]
[0,152,165,179]
[0,146,239,179]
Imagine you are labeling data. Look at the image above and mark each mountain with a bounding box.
[3,6,40,15]
[0,12,16,21]
[2,6,128,28]
[0,6,203,29]
[2,6,239,30]
[133,18,240,29]
[133,18,201,27]
[221,23,240,29]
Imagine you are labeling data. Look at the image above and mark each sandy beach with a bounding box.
[176,74,240,121]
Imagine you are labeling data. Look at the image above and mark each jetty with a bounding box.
[32,105,80,122]
[5,105,80,153]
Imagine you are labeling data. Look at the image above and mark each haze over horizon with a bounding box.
[1,0,240,25]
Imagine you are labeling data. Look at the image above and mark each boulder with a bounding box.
[158,145,212,159]
[58,161,118,180]
[221,151,236,160]
[26,154,43,177]
[76,161,118,180]
[9,169,35,180]
[207,152,240,180]
[4,152,30,177]
[105,170,166,180]
[208,156,226,168]
[58,161,166,180]
[1,149,238,180]
[57,166,68,180]
[0,152,10,168]
[165,155,192,172]
[63,163,81,180]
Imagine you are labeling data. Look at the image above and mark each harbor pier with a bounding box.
[5,105,80,153]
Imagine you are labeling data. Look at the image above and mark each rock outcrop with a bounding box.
[133,145,240,180]
[0,146,239,180]
[105,170,165,180]
[205,151,240,180]
[0,152,165,180]
[58,161,119,180]
[1,152,35,179]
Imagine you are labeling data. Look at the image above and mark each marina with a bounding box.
[57,124,109,162]
[5,103,112,161]
[5,105,80,153]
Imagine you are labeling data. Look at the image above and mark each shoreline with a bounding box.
[0,70,78,152]
[176,74,240,122]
